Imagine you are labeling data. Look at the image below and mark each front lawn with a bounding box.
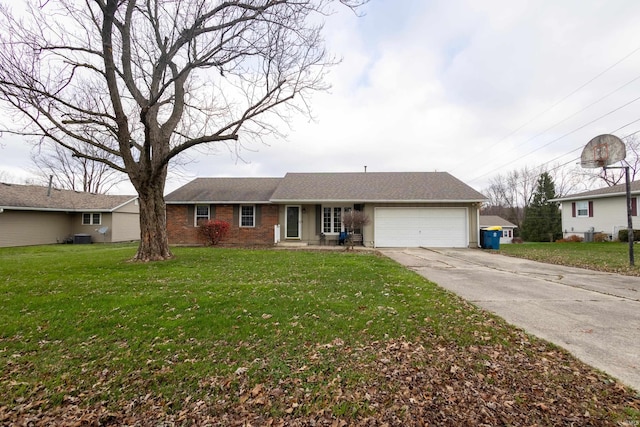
[1,244,638,425]
[500,241,640,275]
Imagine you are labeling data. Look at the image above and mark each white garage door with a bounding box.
[374,207,468,248]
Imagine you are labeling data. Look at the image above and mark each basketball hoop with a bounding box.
[580,134,626,169]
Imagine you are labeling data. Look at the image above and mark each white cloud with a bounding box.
[0,135,39,184]
[4,0,640,195]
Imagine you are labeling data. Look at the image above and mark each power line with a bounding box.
[610,118,640,135]
[453,44,640,175]
[536,125,640,174]
[483,74,640,163]
[480,128,640,193]
[468,95,640,184]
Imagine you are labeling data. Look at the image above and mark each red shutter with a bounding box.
[572,202,576,217]
[588,201,594,217]
[632,198,638,217]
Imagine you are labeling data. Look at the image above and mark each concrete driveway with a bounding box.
[380,247,640,392]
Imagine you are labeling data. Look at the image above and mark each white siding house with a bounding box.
[551,181,640,241]
[479,215,518,244]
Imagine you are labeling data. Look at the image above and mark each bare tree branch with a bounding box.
[0,0,367,260]
[31,143,127,193]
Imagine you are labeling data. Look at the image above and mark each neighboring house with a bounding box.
[551,180,640,240]
[479,215,518,244]
[0,182,140,247]
[165,172,487,248]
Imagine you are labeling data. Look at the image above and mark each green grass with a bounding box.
[1,244,638,424]
[499,241,640,275]
[0,245,491,412]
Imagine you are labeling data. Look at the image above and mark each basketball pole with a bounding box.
[625,166,635,266]
[605,165,634,266]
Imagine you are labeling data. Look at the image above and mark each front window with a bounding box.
[240,205,255,227]
[333,207,342,232]
[322,206,352,234]
[195,205,209,225]
[576,201,589,217]
[82,213,101,225]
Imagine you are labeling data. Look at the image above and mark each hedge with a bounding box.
[618,229,640,242]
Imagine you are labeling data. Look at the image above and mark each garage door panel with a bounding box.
[375,208,467,248]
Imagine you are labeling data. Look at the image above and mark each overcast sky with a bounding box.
[3,0,640,195]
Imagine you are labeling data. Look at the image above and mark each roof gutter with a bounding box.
[165,200,272,204]
[550,190,640,203]
[268,199,488,204]
[0,206,113,213]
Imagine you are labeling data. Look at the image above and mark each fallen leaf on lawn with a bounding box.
[250,384,263,397]
[234,367,248,375]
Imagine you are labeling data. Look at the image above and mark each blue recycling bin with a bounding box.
[338,231,348,245]
[482,227,501,250]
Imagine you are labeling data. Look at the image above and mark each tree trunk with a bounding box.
[133,181,173,262]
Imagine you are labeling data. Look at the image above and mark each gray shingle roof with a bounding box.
[0,182,137,211]
[164,177,282,203]
[270,172,486,202]
[479,215,517,228]
[165,172,486,203]
[552,180,640,202]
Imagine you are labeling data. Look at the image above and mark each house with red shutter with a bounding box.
[552,180,640,241]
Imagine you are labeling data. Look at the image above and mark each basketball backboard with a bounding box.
[580,134,626,168]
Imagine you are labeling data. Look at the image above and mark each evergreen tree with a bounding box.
[521,172,562,242]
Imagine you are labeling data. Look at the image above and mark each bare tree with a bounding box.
[546,162,588,198]
[0,0,365,261]
[32,144,127,194]
[0,170,12,182]
[481,166,541,228]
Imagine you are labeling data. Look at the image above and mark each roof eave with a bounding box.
[165,200,272,204]
[110,197,139,212]
[551,190,640,202]
[0,206,120,212]
[269,199,487,204]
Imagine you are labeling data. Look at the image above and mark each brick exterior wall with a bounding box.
[166,204,203,245]
[166,204,278,246]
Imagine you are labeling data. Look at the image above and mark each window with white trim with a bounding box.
[322,206,351,234]
[576,201,589,217]
[195,205,210,225]
[82,213,101,225]
[240,205,255,227]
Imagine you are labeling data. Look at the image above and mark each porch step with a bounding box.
[277,241,308,247]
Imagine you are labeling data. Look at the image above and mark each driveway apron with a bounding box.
[381,248,640,392]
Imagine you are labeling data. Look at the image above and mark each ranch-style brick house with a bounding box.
[552,180,640,241]
[165,172,487,248]
[0,182,140,247]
